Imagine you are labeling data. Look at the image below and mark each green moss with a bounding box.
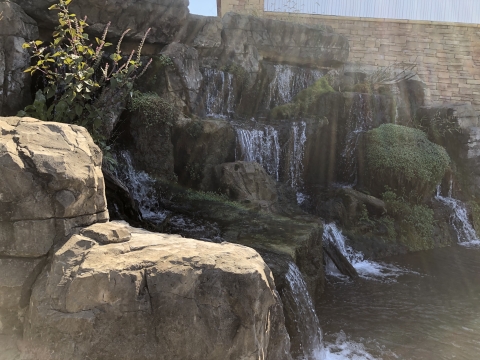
[184,189,246,210]
[129,92,178,128]
[382,190,435,250]
[365,124,450,197]
[468,201,480,233]
[270,77,334,120]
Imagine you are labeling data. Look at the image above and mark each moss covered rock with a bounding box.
[364,124,450,198]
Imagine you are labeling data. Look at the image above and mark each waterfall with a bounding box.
[288,121,308,204]
[282,261,326,360]
[203,68,235,118]
[323,223,408,280]
[115,151,167,222]
[235,126,281,181]
[268,64,324,108]
[435,183,480,246]
[340,94,374,186]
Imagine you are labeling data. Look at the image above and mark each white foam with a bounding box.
[323,223,412,281]
[324,332,381,360]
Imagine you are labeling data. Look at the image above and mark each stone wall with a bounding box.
[219,0,480,115]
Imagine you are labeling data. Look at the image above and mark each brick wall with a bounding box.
[218,0,480,115]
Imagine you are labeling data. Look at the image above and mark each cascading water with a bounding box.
[115,151,223,242]
[340,94,374,186]
[435,182,480,246]
[288,121,308,204]
[267,64,324,108]
[235,126,281,180]
[203,68,235,118]
[323,223,408,280]
[282,261,326,360]
[115,151,167,222]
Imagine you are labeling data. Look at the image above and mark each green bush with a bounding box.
[129,92,178,128]
[382,189,435,249]
[18,0,151,154]
[365,124,450,197]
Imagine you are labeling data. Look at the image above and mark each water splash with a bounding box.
[282,262,326,360]
[268,64,324,108]
[340,94,374,186]
[324,332,380,360]
[435,182,480,247]
[203,68,235,118]
[235,126,281,180]
[323,223,410,280]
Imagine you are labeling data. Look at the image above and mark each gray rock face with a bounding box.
[0,116,108,333]
[0,2,38,116]
[23,222,292,360]
[161,42,204,115]
[216,161,279,211]
[179,12,350,73]
[12,0,189,45]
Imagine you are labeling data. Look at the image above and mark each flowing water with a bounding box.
[282,262,326,360]
[435,183,480,247]
[235,126,281,180]
[318,245,480,360]
[323,223,410,281]
[267,64,325,108]
[340,94,374,186]
[203,68,235,118]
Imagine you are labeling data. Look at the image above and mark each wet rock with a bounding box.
[0,2,38,115]
[172,118,236,190]
[215,161,278,212]
[23,222,291,360]
[12,0,189,45]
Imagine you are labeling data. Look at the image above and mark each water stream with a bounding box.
[282,262,326,360]
[267,64,324,108]
[322,223,410,281]
[203,68,236,118]
[435,183,480,247]
[340,94,374,186]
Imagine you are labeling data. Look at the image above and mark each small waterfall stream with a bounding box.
[267,64,324,108]
[288,121,308,203]
[282,262,326,360]
[235,126,281,180]
[203,68,235,118]
[323,223,408,280]
[340,94,374,186]
[435,183,480,246]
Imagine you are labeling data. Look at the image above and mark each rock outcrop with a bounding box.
[179,13,350,73]
[12,0,189,45]
[0,2,38,116]
[215,161,279,211]
[0,116,108,333]
[22,221,291,360]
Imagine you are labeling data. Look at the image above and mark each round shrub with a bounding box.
[365,124,450,198]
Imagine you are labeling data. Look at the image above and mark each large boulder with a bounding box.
[0,2,38,115]
[215,161,279,212]
[0,116,108,333]
[12,0,189,45]
[22,221,292,360]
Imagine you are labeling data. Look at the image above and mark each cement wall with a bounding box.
[219,0,480,115]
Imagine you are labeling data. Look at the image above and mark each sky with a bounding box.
[189,0,218,16]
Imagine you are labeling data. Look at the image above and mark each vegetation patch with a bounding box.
[129,92,178,128]
[270,77,334,120]
[365,124,450,198]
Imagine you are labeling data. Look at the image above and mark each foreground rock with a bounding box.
[0,2,38,116]
[0,116,108,333]
[12,0,189,45]
[22,221,291,360]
